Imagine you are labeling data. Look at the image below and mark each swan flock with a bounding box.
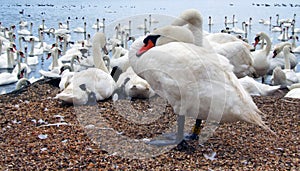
[3,7,300,147]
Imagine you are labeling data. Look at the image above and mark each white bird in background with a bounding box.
[0,47,15,69]
[289,35,300,53]
[39,47,63,78]
[251,32,272,83]
[0,51,29,86]
[285,83,300,99]
[239,76,282,96]
[55,32,117,105]
[271,45,299,86]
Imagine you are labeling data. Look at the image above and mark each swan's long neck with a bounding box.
[261,33,271,56]
[112,47,122,59]
[62,36,67,55]
[283,47,291,70]
[52,48,59,69]
[7,48,12,68]
[93,39,109,73]
[24,47,28,64]
[70,55,76,71]
[18,37,23,51]
[39,31,44,48]
[29,23,33,35]
[171,9,203,46]
[291,35,296,48]
[16,51,21,76]
[30,39,34,56]
[0,40,2,55]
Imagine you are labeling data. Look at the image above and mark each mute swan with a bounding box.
[48,47,63,70]
[268,42,297,74]
[17,36,40,65]
[28,38,44,56]
[205,32,252,50]
[109,45,130,72]
[17,22,32,35]
[0,51,27,86]
[129,9,274,146]
[39,47,63,78]
[0,47,15,69]
[73,22,86,33]
[23,46,39,65]
[239,76,282,96]
[251,32,271,83]
[284,83,300,99]
[92,18,104,30]
[271,45,299,86]
[12,51,31,77]
[55,32,117,105]
[116,67,155,99]
[15,78,31,90]
[289,35,300,53]
[58,65,74,90]
[277,27,289,41]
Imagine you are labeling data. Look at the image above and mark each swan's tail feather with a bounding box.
[245,110,277,137]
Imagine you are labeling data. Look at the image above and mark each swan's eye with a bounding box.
[143,35,160,46]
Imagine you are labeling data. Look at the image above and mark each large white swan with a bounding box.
[251,32,271,83]
[55,32,117,105]
[271,45,299,86]
[129,9,274,146]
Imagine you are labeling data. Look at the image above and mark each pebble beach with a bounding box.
[0,78,299,170]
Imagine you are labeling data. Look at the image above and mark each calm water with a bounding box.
[0,0,300,94]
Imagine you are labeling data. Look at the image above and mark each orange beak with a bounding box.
[253,37,260,48]
[46,53,51,59]
[136,39,155,57]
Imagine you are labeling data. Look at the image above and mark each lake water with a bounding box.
[0,0,300,94]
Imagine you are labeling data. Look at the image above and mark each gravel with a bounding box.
[0,78,299,170]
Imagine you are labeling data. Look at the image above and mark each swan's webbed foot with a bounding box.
[185,119,202,140]
[147,115,185,146]
[185,133,199,140]
[175,140,195,152]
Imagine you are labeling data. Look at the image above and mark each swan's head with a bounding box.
[273,43,292,58]
[282,45,293,54]
[136,35,160,57]
[60,65,73,74]
[253,34,262,48]
[17,67,27,79]
[126,79,154,99]
[136,25,194,57]
[93,32,109,55]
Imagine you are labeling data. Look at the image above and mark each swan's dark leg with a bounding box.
[185,119,202,140]
[261,76,265,83]
[147,114,185,146]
